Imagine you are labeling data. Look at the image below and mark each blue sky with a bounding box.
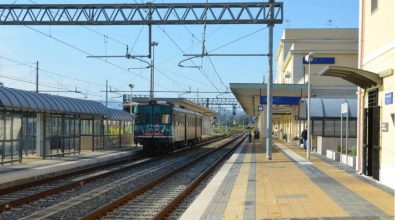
[0,0,358,109]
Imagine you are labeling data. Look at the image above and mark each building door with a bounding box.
[363,89,380,181]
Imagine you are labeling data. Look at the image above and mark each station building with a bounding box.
[232,28,359,156]
[320,0,395,188]
[275,28,359,151]
[0,86,133,165]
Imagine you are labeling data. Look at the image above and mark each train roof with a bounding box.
[133,98,216,116]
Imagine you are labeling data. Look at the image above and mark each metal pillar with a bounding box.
[266,0,275,160]
[305,52,314,160]
[307,59,311,160]
[149,42,158,100]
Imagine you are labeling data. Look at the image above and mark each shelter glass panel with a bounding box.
[312,120,323,136]
[124,121,132,135]
[0,116,4,140]
[44,115,80,158]
[334,120,342,136]
[93,119,104,150]
[81,119,92,135]
[22,116,36,156]
[349,120,357,137]
[104,120,121,149]
[324,120,335,137]
[1,114,22,164]
[5,116,11,140]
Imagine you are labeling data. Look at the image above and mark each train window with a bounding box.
[153,113,160,124]
[161,114,171,124]
[136,113,144,124]
[145,113,151,124]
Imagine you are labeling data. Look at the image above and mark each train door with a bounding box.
[363,89,380,181]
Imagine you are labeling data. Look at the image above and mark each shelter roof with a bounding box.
[319,66,382,88]
[230,83,307,116]
[298,98,357,120]
[0,86,110,116]
[109,108,133,121]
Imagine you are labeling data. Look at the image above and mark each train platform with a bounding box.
[181,139,395,219]
[0,146,140,189]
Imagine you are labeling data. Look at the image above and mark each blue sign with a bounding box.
[303,57,335,64]
[260,96,301,105]
[385,92,393,105]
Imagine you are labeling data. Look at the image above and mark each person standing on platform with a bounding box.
[301,128,307,151]
[248,130,252,143]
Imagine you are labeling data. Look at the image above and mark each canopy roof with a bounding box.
[0,87,110,116]
[109,108,133,121]
[298,98,357,120]
[230,83,307,116]
[319,66,382,88]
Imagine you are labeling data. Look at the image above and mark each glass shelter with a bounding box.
[0,87,133,165]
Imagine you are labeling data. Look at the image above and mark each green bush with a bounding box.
[351,146,357,156]
[336,145,357,156]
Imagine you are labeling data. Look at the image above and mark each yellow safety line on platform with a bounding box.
[222,142,252,219]
[279,141,395,216]
[255,141,348,219]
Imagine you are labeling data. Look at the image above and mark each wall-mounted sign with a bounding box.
[381,122,389,132]
[302,57,335,64]
[341,103,348,114]
[260,96,301,105]
[385,92,393,105]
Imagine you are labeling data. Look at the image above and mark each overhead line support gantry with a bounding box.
[0,1,283,160]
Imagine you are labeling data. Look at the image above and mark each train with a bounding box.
[134,100,202,153]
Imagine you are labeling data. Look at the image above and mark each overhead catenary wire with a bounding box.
[157,25,222,92]
[0,55,106,99]
[0,55,104,90]
[16,0,173,93]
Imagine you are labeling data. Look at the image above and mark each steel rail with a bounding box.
[0,154,149,212]
[0,136,223,212]
[82,135,242,220]
[153,135,246,220]
[0,150,143,196]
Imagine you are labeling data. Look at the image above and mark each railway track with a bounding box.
[85,135,246,220]
[0,136,226,219]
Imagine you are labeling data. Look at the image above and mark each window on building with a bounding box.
[371,0,378,13]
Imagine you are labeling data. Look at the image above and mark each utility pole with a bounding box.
[266,0,275,160]
[105,79,108,107]
[36,61,39,92]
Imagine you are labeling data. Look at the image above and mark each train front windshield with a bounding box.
[135,104,172,125]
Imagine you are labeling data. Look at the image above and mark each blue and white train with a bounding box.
[134,101,202,153]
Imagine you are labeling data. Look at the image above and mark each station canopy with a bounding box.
[298,98,357,120]
[319,66,382,88]
[0,86,110,116]
[132,97,216,116]
[230,83,308,116]
[109,108,134,121]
